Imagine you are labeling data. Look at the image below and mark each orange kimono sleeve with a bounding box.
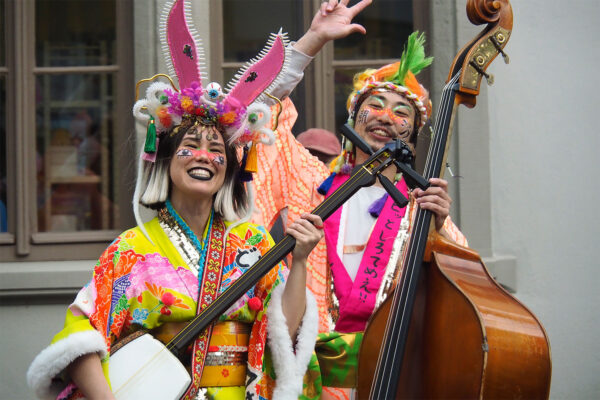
[251,98,332,332]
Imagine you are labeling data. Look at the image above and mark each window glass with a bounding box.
[0,0,5,66]
[34,0,118,234]
[1,0,6,232]
[35,73,116,232]
[334,67,363,133]
[222,0,305,63]
[334,0,413,60]
[222,1,308,133]
[35,0,116,67]
[0,76,6,233]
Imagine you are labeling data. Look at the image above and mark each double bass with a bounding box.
[357,0,552,398]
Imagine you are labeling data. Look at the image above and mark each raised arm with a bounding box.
[294,0,372,56]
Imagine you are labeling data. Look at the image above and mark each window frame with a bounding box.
[210,0,428,137]
[0,0,15,246]
[0,0,135,262]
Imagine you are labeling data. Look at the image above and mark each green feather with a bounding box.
[391,31,433,86]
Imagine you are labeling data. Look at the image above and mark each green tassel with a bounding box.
[144,117,157,153]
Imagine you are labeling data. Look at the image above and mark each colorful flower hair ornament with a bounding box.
[132,0,289,159]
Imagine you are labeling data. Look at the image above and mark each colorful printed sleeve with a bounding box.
[27,225,199,400]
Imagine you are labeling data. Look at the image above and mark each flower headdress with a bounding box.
[131,0,291,236]
[132,0,290,161]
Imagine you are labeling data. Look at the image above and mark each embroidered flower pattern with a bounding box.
[145,283,190,311]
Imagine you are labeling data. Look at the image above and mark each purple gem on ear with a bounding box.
[245,71,258,82]
[183,44,193,60]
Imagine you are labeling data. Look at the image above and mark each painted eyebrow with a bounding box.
[392,104,412,111]
[367,95,386,106]
[208,139,225,147]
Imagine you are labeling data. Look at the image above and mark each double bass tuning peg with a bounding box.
[490,35,510,64]
[469,60,495,86]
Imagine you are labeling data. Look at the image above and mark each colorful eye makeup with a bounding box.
[176,148,225,166]
[365,105,410,126]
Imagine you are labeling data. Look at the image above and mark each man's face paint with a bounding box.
[354,91,417,153]
[364,103,411,127]
[357,109,370,125]
[176,148,225,166]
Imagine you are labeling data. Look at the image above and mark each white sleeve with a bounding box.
[267,283,319,400]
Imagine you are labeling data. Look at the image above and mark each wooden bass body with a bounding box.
[357,236,552,399]
[109,332,191,400]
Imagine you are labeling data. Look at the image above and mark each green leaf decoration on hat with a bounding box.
[390,31,433,86]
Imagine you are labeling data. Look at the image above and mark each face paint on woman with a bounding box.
[175,148,225,166]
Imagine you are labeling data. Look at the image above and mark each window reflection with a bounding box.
[35,73,116,232]
[35,0,116,67]
[221,1,308,133]
[334,0,413,60]
[334,68,363,133]
[223,0,304,62]
[34,0,118,233]
[0,77,6,233]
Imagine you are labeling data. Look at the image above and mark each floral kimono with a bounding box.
[27,206,318,400]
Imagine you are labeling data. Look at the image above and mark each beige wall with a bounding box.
[436,1,600,398]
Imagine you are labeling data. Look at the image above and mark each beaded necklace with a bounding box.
[165,199,214,285]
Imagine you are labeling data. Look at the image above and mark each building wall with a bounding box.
[447,1,599,398]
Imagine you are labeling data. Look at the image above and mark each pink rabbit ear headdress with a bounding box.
[132,0,290,162]
[131,0,290,239]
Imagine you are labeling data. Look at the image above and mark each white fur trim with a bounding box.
[27,330,107,400]
[267,283,319,400]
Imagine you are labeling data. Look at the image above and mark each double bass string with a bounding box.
[369,73,460,399]
[373,73,459,397]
